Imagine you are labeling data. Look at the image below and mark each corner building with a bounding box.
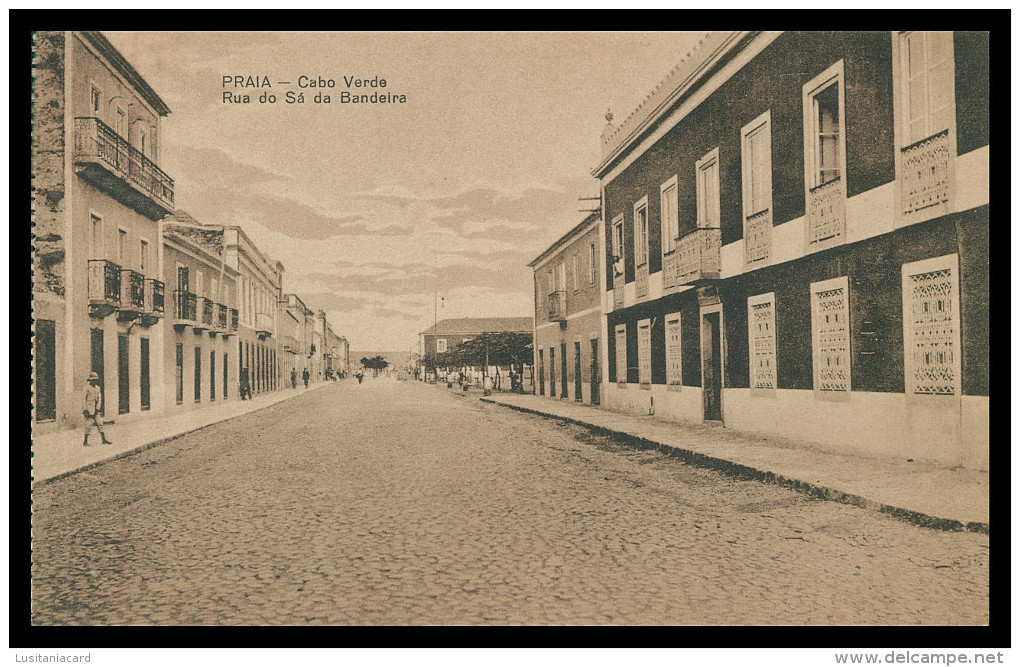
[595,31,988,469]
[33,31,175,433]
[530,213,603,404]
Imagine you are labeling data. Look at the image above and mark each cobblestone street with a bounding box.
[31,379,988,625]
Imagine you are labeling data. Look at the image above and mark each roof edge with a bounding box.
[528,213,600,269]
[81,31,172,116]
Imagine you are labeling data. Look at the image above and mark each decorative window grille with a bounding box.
[666,313,682,391]
[638,319,651,388]
[903,258,959,396]
[615,324,627,387]
[803,62,847,248]
[810,277,851,397]
[747,293,777,395]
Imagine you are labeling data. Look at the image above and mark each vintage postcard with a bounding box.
[29,30,990,634]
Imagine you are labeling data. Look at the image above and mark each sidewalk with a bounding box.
[480,393,989,533]
[32,381,335,484]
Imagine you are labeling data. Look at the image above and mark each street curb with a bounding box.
[479,398,990,535]
[33,383,335,486]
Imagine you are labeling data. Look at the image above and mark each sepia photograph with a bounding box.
[27,26,992,637]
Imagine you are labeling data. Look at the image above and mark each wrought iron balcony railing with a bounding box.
[118,269,146,315]
[173,290,198,325]
[145,278,165,315]
[547,290,567,322]
[199,297,214,328]
[676,227,722,285]
[216,303,228,331]
[229,308,239,332]
[73,117,175,217]
[88,259,121,317]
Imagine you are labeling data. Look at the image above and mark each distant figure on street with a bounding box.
[355,369,364,384]
[82,371,112,446]
[302,368,310,388]
[291,368,297,389]
[240,367,252,400]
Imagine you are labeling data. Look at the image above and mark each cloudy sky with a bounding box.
[107,31,707,352]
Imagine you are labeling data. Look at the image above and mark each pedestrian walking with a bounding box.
[81,372,112,446]
[355,369,364,384]
[240,367,252,400]
[302,368,310,388]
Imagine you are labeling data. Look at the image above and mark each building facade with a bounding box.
[163,215,240,413]
[595,31,988,470]
[33,31,175,434]
[530,213,603,404]
[419,317,533,386]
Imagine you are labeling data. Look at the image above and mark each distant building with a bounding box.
[593,31,988,469]
[529,213,603,404]
[419,317,533,385]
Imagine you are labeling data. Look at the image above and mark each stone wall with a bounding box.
[32,31,66,297]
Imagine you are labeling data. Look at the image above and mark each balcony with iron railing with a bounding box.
[255,312,274,340]
[117,269,146,320]
[172,290,198,327]
[140,278,165,326]
[229,308,239,333]
[547,290,567,324]
[215,302,229,333]
[87,259,121,318]
[73,117,175,219]
[196,297,214,331]
[675,227,722,285]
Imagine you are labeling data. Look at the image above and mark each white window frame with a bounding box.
[696,148,721,229]
[572,251,579,292]
[89,80,103,116]
[637,318,651,388]
[891,31,958,226]
[436,338,447,353]
[588,241,597,285]
[802,60,847,193]
[611,214,625,280]
[901,254,962,401]
[741,110,773,219]
[89,211,104,259]
[117,227,128,265]
[660,175,679,253]
[115,104,128,138]
[665,312,682,391]
[615,323,627,388]
[747,292,777,397]
[810,276,852,401]
[633,196,649,268]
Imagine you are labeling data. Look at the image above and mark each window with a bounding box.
[611,215,625,278]
[634,198,649,267]
[90,213,103,259]
[588,241,597,285]
[90,83,102,115]
[803,61,848,247]
[696,148,720,229]
[665,313,682,390]
[139,239,149,273]
[118,228,128,264]
[899,31,954,146]
[175,343,184,405]
[637,319,651,388]
[810,277,851,399]
[893,31,956,220]
[572,252,579,291]
[34,319,57,421]
[660,176,679,252]
[741,110,773,264]
[210,350,217,401]
[615,324,627,388]
[436,338,447,353]
[196,270,204,298]
[902,254,961,397]
[557,260,566,293]
[742,113,772,216]
[747,292,777,396]
[115,106,127,137]
[117,334,129,414]
[140,337,150,411]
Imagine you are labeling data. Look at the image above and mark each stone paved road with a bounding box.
[31,379,988,625]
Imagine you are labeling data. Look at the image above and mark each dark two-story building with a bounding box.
[595,31,988,470]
